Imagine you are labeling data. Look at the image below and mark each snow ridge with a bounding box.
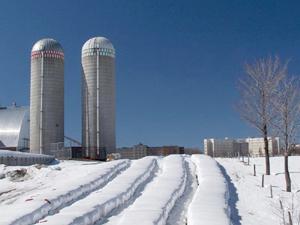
[2,160,129,225]
[42,157,158,225]
[154,157,187,225]
[187,155,231,225]
[110,155,188,225]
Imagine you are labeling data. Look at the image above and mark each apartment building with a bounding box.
[204,137,279,157]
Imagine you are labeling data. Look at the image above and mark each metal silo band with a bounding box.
[39,52,44,154]
[96,49,100,156]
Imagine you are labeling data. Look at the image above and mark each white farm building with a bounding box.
[0,105,29,151]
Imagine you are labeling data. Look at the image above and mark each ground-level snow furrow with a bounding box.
[166,156,198,225]
[41,157,158,225]
[0,160,130,225]
[105,155,187,225]
[187,155,231,225]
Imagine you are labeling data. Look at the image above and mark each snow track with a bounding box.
[166,156,198,225]
[0,160,129,225]
[105,155,187,225]
[41,157,158,225]
[187,155,231,225]
[0,155,234,225]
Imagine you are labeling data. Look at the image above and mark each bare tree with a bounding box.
[237,56,287,175]
[272,76,300,192]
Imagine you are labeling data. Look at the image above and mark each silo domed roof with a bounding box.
[32,38,63,52]
[82,37,114,52]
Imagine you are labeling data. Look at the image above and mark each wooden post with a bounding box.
[270,185,273,198]
[262,174,264,188]
[279,200,286,225]
[288,211,293,225]
[253,164,256,176]
[279,200,283,210]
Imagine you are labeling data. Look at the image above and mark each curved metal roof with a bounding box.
[0,106,29,148]
[82,37,114,52]
[32,38,63,52]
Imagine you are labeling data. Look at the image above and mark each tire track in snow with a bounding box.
[46,161,131,216]
[98,157,164,225]
[1,160,130,225]
[166,156,198,225]
[104,155,187,225]
[40,157,158,225]
[96,158,161,225]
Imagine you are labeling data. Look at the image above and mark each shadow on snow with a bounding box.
[218,163,242,225]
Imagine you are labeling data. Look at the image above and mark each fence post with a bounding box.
[253,164,256,176]
[262,174,265,188]
[279,200,286,225]
[288,211,293,225]
[270,185,273,198]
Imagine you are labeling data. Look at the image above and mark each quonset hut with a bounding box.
[0,105,29,151]
[30,38,64,155]
[81,37,116,160]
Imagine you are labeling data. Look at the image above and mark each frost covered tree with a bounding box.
[272,77,300,192]
[237,56,287,175]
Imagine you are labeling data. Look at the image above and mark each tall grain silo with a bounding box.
[81,37,116,160]
[30,38,64,155]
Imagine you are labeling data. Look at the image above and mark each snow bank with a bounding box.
[0,159,129,225]
[42,157,158,225]
[112,155,187,225]
[0,150,54,166]
[187,155,231,225]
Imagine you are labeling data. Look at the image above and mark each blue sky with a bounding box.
[1,0,300,149]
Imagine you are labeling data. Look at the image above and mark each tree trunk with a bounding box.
[263,124,270,175]
[284,153,291,192]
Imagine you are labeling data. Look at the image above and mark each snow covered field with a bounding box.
[0,155,232,225]
[217,156,300,225]
[3,154,296,225]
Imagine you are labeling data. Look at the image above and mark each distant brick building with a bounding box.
[117,143,148,160]
[116,143,184,160]
[147,146,184,156]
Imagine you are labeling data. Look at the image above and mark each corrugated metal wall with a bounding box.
[0,106,29,150]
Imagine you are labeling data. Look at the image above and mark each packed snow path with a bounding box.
[166,156,198,225]
[187,155,231,225]
[0,160,129,225]
[105,155,187,225]
[41,157,158,225]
